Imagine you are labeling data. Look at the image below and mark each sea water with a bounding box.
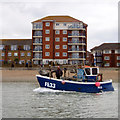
[2,82,118,118]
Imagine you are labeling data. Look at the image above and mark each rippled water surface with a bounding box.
[2,82,118,118]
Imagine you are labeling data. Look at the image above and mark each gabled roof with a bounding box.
[0,39,32,45]
[32,15,87,26]
[91,43,120,51]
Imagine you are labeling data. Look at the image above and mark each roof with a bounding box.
[0,39,32,45]
[32,15,87,26]
[91,43,120,51]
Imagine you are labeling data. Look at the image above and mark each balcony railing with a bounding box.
[33,49,42,51]
[68,25,86,30]
[68,33,86,37]
[68,49,86,51]
[34,56,42,58]
[68,41,86,44]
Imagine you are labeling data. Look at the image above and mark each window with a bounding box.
[104,56,110,60]
[63,45,67,49]
[24,45,30,50]
[63,23,66,26]
[45,37,50,41]
[45,30,50,34]
[1,53,5,56]
[55,52,60,56]
[56,23,59,26]
[117,63,120,67]
[55,30,60,34]
[33,60,38,65]
[8,52,12,56]
[45,45,50,49]
[0,45,4,50]
[63,52,67,56]
[104,63,110,67]
[63,37,67,42]
[92,68,97,75]
[27,52,31,56]
[11,45,17,50]
[104,50,110,54]
[117,56,120,60]
[46,22,50,26]
[34,31,42,36]
[14,53,18,56]
[21,53,24,56]
[55,45,60,49]
[55,37,60,42]
[45,52,50,56]
[63,30,67,34]
[85,68,90,75]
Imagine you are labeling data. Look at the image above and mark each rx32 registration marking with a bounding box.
[45,82,56,88]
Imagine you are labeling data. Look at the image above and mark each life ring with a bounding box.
[96,73,102,82]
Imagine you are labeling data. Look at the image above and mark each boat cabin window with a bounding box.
[92,68,97,75]
[85,68,90,75]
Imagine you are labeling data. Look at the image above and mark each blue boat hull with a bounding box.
[36,75,114,93]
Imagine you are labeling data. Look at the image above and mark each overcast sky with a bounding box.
[0,0,119,51]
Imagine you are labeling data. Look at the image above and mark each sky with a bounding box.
[0,0,119,51]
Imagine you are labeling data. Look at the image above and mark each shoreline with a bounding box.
[1,68,119,83]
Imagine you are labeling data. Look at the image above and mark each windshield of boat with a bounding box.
[85,68,90,75]
[92,68,97,75]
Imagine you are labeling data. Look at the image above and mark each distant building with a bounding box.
[91,43,120,67]
[0,39,32,66]
[32,15,88,65]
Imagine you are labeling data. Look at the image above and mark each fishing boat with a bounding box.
[36,66,114,93]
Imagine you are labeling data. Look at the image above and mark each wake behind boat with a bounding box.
[36,66,114,93]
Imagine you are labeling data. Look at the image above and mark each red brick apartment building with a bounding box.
[91,43,120,67]
[0,39,32,66]
[32,16,88,65]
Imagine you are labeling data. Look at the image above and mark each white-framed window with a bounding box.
[45,37,50,41]
[45,52,50,56]
[104,56,110,60]
[115,49,120,53]
[0,45,4,50]
[45,44,50,49]
[8,52,12,56]
[63,23,67,26]
[21,52,25,56]
[56,23,59,26]
[11,45,17,50]
[55,45,60,49]
[63,30,67,34]
[1,53,5,56]
[117,62,120,67]
[63,37,67,42]
[55,37,60,42]
[63,45,67,49]
[27,52,31,56]
[45,30,50,34]
[63,52,67,56]
[14,53,18,56]
[55,30,60,34]
[55,52,60,56]
[117,56,120,60]
[45,22,50,26]
[104,63,110,67]
[24,45,30,50]
[104,50,110,54]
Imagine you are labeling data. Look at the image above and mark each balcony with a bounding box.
[68,41,86,45]
[68,25,86,30]
[33,49,42,52]
[68,56,86,60]
[68,49,86,52]
[68,33,86,38]
[95,54,102,57]
[33,42,42,45]
[33,58,42,60]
